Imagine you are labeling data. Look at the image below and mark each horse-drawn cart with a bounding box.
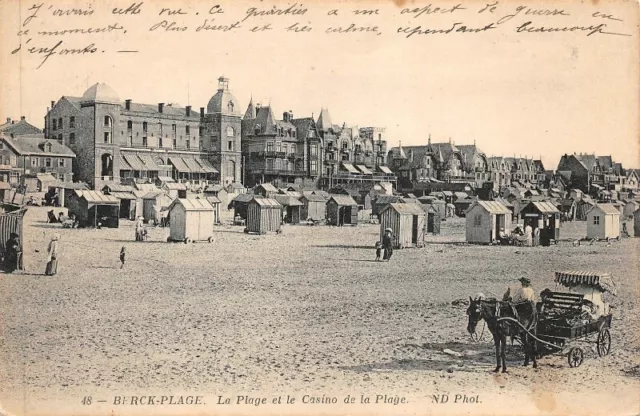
[535,271,614,367]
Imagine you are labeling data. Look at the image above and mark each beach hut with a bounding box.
[0,208,26,270]
[142,191,172,224]
[274,195,303,224]
[379,203,426,249]
[634,209,640,237]
[255,183,278,198]
[203,184,228,206]
[372,195,401,218]
[246,198,282,234]
[47,181,89,207]
[453,197,474,217]
[102,183,137,220]
[326,195,358,226]
[575,197,596,221]
[422,204,441,235]
[519,201,561,245]
[228,193,256,220]
[162,182,187,199]
[430,199,446,221]
[67,190,120,228]
[204,195,222,224]
[465,201,512,244]
[623,200,640,218]
[312,190,330,200]
[300,194,327,222]
[167,198,214,243]
[586,203,621,240]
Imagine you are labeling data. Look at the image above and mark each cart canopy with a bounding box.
[554,271,616,294]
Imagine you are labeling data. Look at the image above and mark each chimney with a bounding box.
[5,118,10,123]
[20,116,25,121]
[289,110,293,120]
[125,99,131,110]
[51,101,55,108]
[186,105,192,117]
[158,103,164,113]
[283,112,289,122]
[200,107,205,120]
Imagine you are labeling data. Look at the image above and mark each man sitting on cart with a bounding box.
[511,277,536,303]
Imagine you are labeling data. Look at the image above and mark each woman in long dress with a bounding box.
[135,217,144,241]
[45,235,59,276]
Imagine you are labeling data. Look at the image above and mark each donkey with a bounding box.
[466,297,538,373]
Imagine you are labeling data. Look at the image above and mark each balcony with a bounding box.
[249,168,306,176]
[251,151,287,159]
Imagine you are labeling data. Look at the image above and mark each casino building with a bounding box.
[44,77,243,190]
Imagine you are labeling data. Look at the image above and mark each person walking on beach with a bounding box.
[375,241,382,261]
[135,217,144,241]
[45,235,59,276]
[5,232,21,272]
[382,228,394,261]
[119,246,126,269]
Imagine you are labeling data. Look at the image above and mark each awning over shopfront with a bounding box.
[137,153,161,171]
[123,154,146,171]
[183,157,207,174]
[168,157,192,173]
[356,165,373,175]
[196,157,218,174]
[341,162,360,174]
[118,154,133,170]
[378,166,393,174]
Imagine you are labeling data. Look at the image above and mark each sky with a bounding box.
[0,0,638,170]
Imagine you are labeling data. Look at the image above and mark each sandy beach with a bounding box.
[0,207,638,416]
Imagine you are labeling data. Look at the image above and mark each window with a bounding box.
[159,137,163,148]
[186,139,190,150]
[199,126,203,137]
[226,126,235,137]
[104,132,112,144]
[474,214,482,227]
[58,134,63,144]
[142,136,148,147]
[104,116,112,127]
[291,144,296,154]
[275,142,281,152]
[266,142,274,152]
[378,133,382,140]
[172,124,177,137]
[593,215,600,225]
[173,137,177,148]
[143,122,148,132]
[342,141,348,150]
[45,158,52,168]
[52,119,57,130]
[310,160,318,174]
[282,143,288,154]
[227,101,234,113]
[292,131,296,138]
[31,158,38,167]
[185,125,190,135]
[58,118,63,129]
[127,120,133,131]
[58,158,65,168]
[310,145,318,157]
[69,133,75,144]
[69,116,75,128]
[266,159,274,170]
[9,172,19,184]
[227,140,233,151]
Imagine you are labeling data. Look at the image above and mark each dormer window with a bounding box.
[227,101,234,113]
[45,142,53,152]
[104,116,112,127]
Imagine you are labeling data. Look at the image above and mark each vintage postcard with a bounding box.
[0,0,638,415]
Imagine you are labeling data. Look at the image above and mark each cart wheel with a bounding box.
[597,328,611,357]
[184,238,191,244]
[568,347,584,368]
[207,236,213,243]
[616,236,621,241]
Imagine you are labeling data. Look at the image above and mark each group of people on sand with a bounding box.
[4,232,59,275]
[375,228,394,261]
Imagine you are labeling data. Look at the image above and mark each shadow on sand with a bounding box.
[339,341,526,374]
[312,244,374,250]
